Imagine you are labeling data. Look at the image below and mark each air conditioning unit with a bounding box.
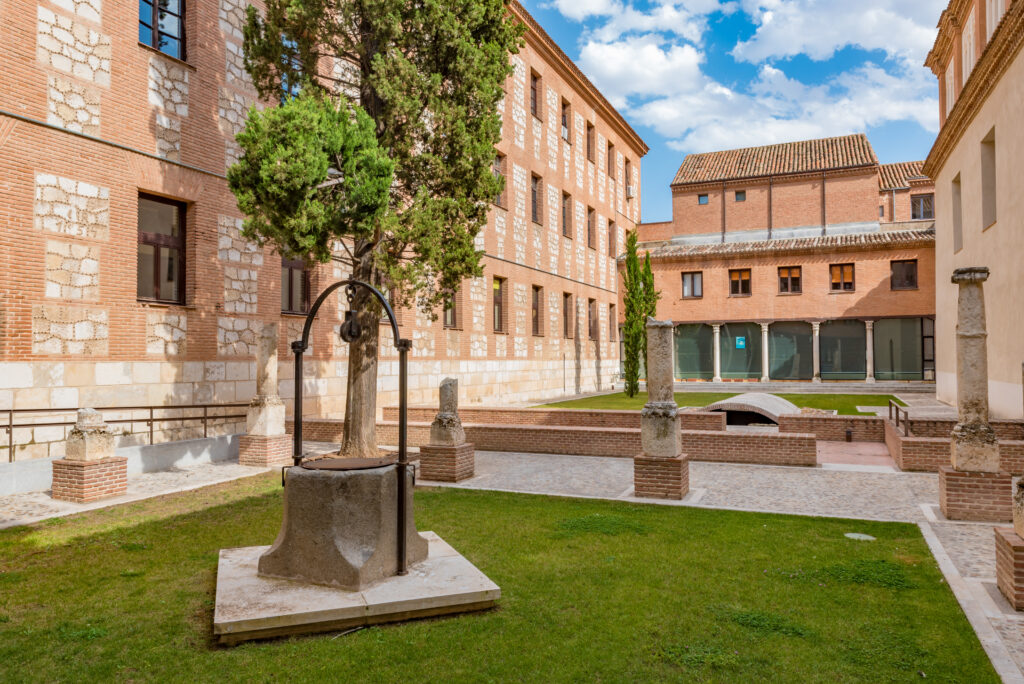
[626,185,636,198]
[561,125,569,141]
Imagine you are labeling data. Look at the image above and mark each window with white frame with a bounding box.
[945,66,955,116]
[987,0,1007,41]
[962,11,976,85]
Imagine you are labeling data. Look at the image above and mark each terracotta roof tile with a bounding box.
[639,228,935,261]
[671,134,878,186]
[879,161,929,190]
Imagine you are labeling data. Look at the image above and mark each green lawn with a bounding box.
[542,392,906,416]
[0,473,995,682]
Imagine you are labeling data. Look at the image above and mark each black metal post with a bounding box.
[397,339,410,575]
[292,340,305,467]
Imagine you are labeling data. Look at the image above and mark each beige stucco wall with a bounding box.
[934,48,1024,419]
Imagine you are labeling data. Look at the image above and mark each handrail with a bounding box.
[1,403,249,462]
[888,400,911,436]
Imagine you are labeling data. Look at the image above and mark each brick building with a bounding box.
[0,0,646,462]
[924,0,1022,418]
[630,135,937,383]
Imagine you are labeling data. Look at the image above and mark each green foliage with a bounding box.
[716,606,813,638]
[553,514,648,538]
[227,93,394,264]
[621,231,644,397]
[238,0,523,310]
[640,251,661,373]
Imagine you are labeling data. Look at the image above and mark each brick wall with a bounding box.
[996,527,1024,610]
[778,415,884,442]
[909,419,1024,440]
[680,430,817,466]
[885,419,1024,475]
[382,406,726,432]
[51,456,127,503]
[939,467,1012,522]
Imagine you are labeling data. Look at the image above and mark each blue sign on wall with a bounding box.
[736,337,746,349]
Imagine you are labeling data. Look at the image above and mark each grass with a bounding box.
[542,391,907,415]
[0,472,996,682]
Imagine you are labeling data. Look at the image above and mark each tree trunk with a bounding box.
[340,255,381,459]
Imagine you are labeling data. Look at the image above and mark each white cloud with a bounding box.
[577,37,704,107]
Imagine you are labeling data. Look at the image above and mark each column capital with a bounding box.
[865,319,874,330]
[952,266,990,285]
[760,322,770,333]
[711,323,722,332]
[811,321,821,333]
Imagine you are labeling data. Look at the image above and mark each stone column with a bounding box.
[634,318,688,500]
[939,267,1010,523]
[711,324,722,383]
[419,378,475,482]
[865,320,876,383]
[239,323,291,467]
[811,322,821,383]
[52,408,127,503]
[760,323,770,382]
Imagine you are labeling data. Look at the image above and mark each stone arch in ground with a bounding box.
[705,392,800,426]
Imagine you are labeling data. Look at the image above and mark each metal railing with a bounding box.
[888,400,911,436]
[2,403,248,462]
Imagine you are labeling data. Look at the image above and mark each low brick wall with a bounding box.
[382,406,727,432]
[778,415,884,442]
[679,411,727,431]
[285,419,344,442]
[996,527,1024,610]
[51,457,127,503]
[884,420,1024,475]
[679,430,817,467]
[909,419,1024,440]
[938,467,1012,522]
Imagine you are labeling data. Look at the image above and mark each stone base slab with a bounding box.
[238,434,292,468]
[938,466,1012,522]
[419,443,475,482]
[213,531,500,645]
[995,527,1024,610]
[51,456,127,503]
[633,454,689,500]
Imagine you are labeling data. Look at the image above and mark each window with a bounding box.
[586,122,595,161]
[944,66,956,116]
[891,260,918,290]
[531,175,542,224]
[981,128,997,228]
[531,286,544,336]
[879,205,885,219]
[911,193,934,220]
[608,305,616,342]
[586,207,596,249]
[281,257,308,314]
[624,159,632,185]
[681,271,702,299]
[443,292,458,329]
[607,142,616,179]
[587,298,598,340]
[561,99,571,141]
[492,154,506,207]
[279,37,302,102]
[562,293,573,338]
[137,194,185,304]
[830,264,855,292]
[698,194,709,205]
[952,174,963,252]
[987,0,1007,41]
[139,0,184,60]
[562,192,572,238]
[492,277,505,333]
[607,221,616,257]
[530,71,541,118]
[962,11,976,84]
[735,190,746,202]
[778,266,801,294]
[729,269,751,296]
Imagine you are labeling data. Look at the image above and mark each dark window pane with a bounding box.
[139,0,153,25]
[160,247,180,301]
[281,268,290,310]
[791,275,801,292]
[138,197,179,237]
[139,23,153,44]
[158,13,181,38]
[292,269,304,311]
[158,0,180,14]
[138,244,156,299]
[158,35,180,59]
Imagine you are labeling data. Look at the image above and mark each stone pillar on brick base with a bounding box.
[939,267,1010,522]
[865,320,875,383]
[811,322,821,383]
[995,482,1024,610]
[711,323,722,383]
[760,322,770,382]
[52,408,127,503]
[419,378,474,482]
[634,318,688,499]
[239,323,291,467]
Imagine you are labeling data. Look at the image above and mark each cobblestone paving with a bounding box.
[932,522,998,579]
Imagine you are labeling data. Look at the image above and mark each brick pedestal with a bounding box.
[419,443,475,482]
[938,466,1012,522]
[996,527,1024,610]
[633,455,689,500]
[238,434,292,467]
[51,457,127,503]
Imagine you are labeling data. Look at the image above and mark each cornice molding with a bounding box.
[640,235,936,264]
[926,0,971,72]
[924,1,1024,177]
[670,164,879,192]
[508,1,649,156]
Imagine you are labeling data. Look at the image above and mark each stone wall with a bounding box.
[36,7,111,86]
[44,240,100,301]
[34,174,110,240]
[47,75,101,135]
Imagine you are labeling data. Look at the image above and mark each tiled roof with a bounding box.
[671,134,878,186]
[640,228,935,261]
[879,161,929,190]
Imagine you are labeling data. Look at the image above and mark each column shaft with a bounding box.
[812,322,821,383]
[760,323,770,382]
[865,320,875,383]
[712,324,722,383]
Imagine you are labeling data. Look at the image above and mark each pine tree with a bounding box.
[640,252,661,376]
[231,0,523,458]
[621,231,644,397]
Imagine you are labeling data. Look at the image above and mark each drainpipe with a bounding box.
[821,172,827,236]
[721,181,727,243]
[890,189,896,224]
[767,176,773,240]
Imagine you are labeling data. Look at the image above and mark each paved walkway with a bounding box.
[0,442,1020,680]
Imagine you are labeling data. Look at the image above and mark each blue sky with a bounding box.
[518,0,946,222]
